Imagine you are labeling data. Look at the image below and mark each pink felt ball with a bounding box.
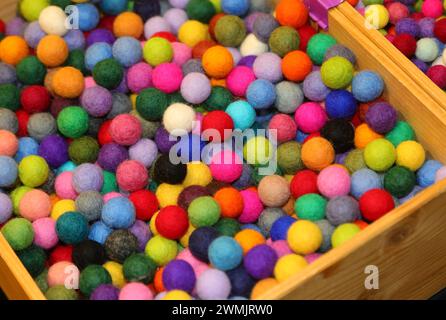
[47,261,79,287]
[172,42,192,66]
[109,114,142,146]
[84,76,96,89]
[305,253,322,264]
[116,160,148,192]
[19,189,51,221]
[0,130,19,157]
[152,63,183,93]
[268,114,297,143]
[317,165,351,198]
[267,239,293,258]
[388,2,410,24]
[55,171,78,200]
[294,102,327,133]
[422,0,444,18]
[103,192,123,203]
[209,150,243,183]
[33,217,58,249]
[177,248,210,279]
[226,66,256,97]
[127,62,153,93]
[238,189,264,223]
[119,282,154,300]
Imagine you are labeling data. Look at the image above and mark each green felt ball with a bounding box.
[186,0,216,23]
[214,218,239,237]
[269,26,300,58]
[68,136,99,165]
[385,121,415,147]
[1,218,34,251]
[79,265,112,297]
[0,84,20,111]
[18,155,49,187]
[101,170,118,194]
[16,56,47,85]
[364,138,396,172]
[168,91,186,105]
[136,88,169,122]
[215,15,246,47]
[64,49,88,76]
[93,58,123,90]
[17,245,46,277]
[344,149,366,174]
[57,106,89,138]
[277,141,303,175]
[384,165,416,198]
[321,56,354,89]
[35,269,49,294]
[331,223,360,248]
[188,196,221,227]
[46,285,79,300]
[295,193,327,221]
[123,253,157,284]
[143,37,173,67]
[205,86,233,111]
[307,33,337,65]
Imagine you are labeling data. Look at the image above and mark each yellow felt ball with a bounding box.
[274,254,308,282]
[20,0,50,22]
[183,162,212,187]
[178,20,210,47]
[155,183,184,207]
[180,223,195,248]
[103,261,126,289]
[287,220,323,255]
[396,140,425,171]
[162,290,192,300]
[365,4,389,30]
[243,136,273,166]
[149,211,160,235]
[51,199,76,220]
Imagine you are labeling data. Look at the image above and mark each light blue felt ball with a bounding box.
[0,156,18,188]
[351,70,384,102]
[112,36,143,68]
[88,221,113,245]
[76,3,100,32]
[208,236,243,271]
[417,160,443,188]
[246,79,276,110]
[351,168,382,199]
[225,100,256,130]
[101,196,136,229]
[85,42,113,71]
[14,137,39,163]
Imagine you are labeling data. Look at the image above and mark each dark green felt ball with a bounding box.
[93,58,123,90]
[136,88,168,121]
[64,49,88,76]
[68,135,100,164]
[214,218,240,237]
[384,165,416,198]
[17,245,47,277]
[79,265,112,297]
[168,91,186,105]
[205,86,233,111]
[123,253,157,284]
[0,84,20,111]
[186,0,216,23]
[16,56,47,85]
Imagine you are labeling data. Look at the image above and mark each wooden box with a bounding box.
[1,1,446,300]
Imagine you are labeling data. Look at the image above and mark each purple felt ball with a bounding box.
[90,284,120,300]
[0,193,13,224]
[129,219,152,252]
[72,163,104,193]
[38,135,69,168]
[155,126,179,154]
[162,259,196,293]
[81,86,113,117]
[303,71,331,102]
[24,22,46,49]
[411,58,429,73]
[86,28,116,47]
[113,69,129,94]
[63,30,86,51]
[243,244,278,279]
[97,143,129,172]
[245,12,263,33]
[238,55,257,68]
[365,102,398,134]
[395,18,420,38]
[418,18,435,38]
[164,8,188,33]
[6,17,27,36]
[128,138,158,168]
[335,151,349,165]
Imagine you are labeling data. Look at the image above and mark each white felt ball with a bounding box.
[39,6,68,36]
[240,33,269,57]
[432,55,445,67]
[163,103,196,136]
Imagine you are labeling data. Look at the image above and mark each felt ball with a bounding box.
[221,0,249,15]
[123,253,157,284]
[396,140,426,171]
[48,244,72,265]
[326,196,360,226]
[26,112,57,142]
[137,88,169,122]
[331,223,361,248]
[434,18,446,42]
[364,138,396,172]
[109,114,142,147]
[163,103,196,137]
[152,63,183,94]
[0,129,18,156]
[180,72,212,104]
[0,36,30,66]
[38,5,68,36]
[276,141,303,174]
[359,189,395,222]
[287,220,322,255]
[143,37,173,67]
[257,207,285,237]
[294,102,327,133]
[422,0,444,18]
[225,66,255,97]
[145,235,178,266]
[101,196,136,229]
[214,187,244,219]
[128,190,158,222]
[144,16,172,39]
[188,226,220,263]
[178,20,209,48]
[365,102,397,134]
[188,196,221,227]
[324,44,357,65]
[155,206,189,240]
[252,13,279,43]
[113,12,144,38]
[384,121,415,149]
[85,42,113,71]
[56,211,88,244]
[93,58,124,90]
[14,137,38,163]
[273,82,303,115]
[116,160,148,192]
[56,106,89,139]
[274,253,308,282]
[163,259,196,293]
[127,62,153,94]
[129,220,152,252]
[384,165,416,198]
[209,236,243,271]
[268,26,300,58]
[72,163,103,194]
[86,28,115,47]
[52,67,85,98]
[16,244,46,277]
[418,160,443,187]
[178,186,211,210]
[289,169,317,199]
[75,191,103,222]
[37,135,68,169]
[79,265,112,297]
[213,16,246,48]
[365,4,390,29]
[19,189,51,221]
[392,33,417,57]
[153,154,187,185]
[46,285,78,300]
[317,165,351,198]
[161,290,192,300]
[36,35,68,67]
[427,65,446,89]
[307,33,337,65]
[257,175,290,207]
[202,111,234,143]
[18,155,49,187]
[196,268,231,300]
[250,277,279,299]
[270,216,296,241]
[209,150,242,183]
[225,265,256,298]
[0,108,18,134]
[320,56,354,89]
[1,218,34,251]
[88,221,112,245]
[91,284,120,301]
[244,244,278,280]
[239,33,269,56]
[234,228,265,254]
[51,198,76,220]
[202,45,233,79]
[103,261,125,289]
[0,84,20,112]
[164,9,188,33]
[435,166,446,182]
[354,123,383,149]
[252,53,282,84]
[20,85,51,114]
[295,191,326,221]
[156,183,184,208]
[325,90,358,120]
[47,261,79,287]
[415,37,439,62]
[105,229,138,263]
[344,149,366,173]
[301,137,335,171]
[0,62,16,84]
[281,50,312,82]
[225,100,255,131]
[0,193,13,224]
[80,86,113,118]
[321,119,355,153]
[351,70,385,103]
[276,0,308,29]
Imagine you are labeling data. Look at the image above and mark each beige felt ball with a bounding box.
[240,33,269,57]
[163,103,196,137]
[39,6,69,36]
[257,174,290,207]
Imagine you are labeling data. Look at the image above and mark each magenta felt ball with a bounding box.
[209,150,243,183]
[109,114,142,146]
[172,42,192,66]
[152,63,183,93]
[294,102,327,133]
[127,62,153,94]
[427,65,446,89]
[32,217,58,249]
[55,171,78,200]
[388,3,409,24]
[422,0,444,18]
[226,66,256,97]
[317,165,351,198]
[80,86,113,117]
[238,189,264,224]
[268,114,297,143]
[267,239,292,258]
[181,72,211,104]
[116,160,148,192]
[119,282,154,300]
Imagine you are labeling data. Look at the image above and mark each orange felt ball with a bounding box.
[154,267,165,292]
[234,229,265,255]
[346,0,359,6]
[276,0,309,29]
[202,45,234,79]
[301,137,335,171]
[0,129,19,157]
[52,67,85,98]
[36,35,69,67]
[354,123,383,149]
[250,277,279,299]
[211,78,226,87]
[282,50,312,82]
[214,187,244,218]
[113,12,144,38]
[19,189,52,221]
[0,36,29,65]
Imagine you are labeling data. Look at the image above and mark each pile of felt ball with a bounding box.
[357,0,446,89]
[1,0,446,301]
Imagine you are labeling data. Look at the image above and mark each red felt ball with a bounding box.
[129,189,159,221]
[426,65,446,89]
[303,132,321,143]
[99,15,116,32]
[290,169,318,199]
[20,85,51,114]
[98,120,113,146]
[351,111,362,127]
[155,205,189,240]
[15,109,30,137]
[151,31,177,42]
[434,18,446,43]
[359,189,395,222]
[49,245,73,265]
[391,33,416,57]
[298,25,317,51]
[201,110,234,142]
[410,12,425,21]
[0,19,5,34]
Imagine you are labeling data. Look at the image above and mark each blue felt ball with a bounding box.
[221,0,250,16]
[76,3,100,32]
[101,196,136,229]
[88,221,113,245]
[226,265,256,298]
[351,168,382,199]
[208,236,243,271]
[56,212,89,245]
[351,71,384,102]
[417,160,443,188]
[232,163,254,189]
[246,79,277,110]
[325,90,358,119]
[296,130,309,143]
[176,134,206,162]
[85,42,113,71]
[100,0,129,16]
[64,30,86,51]
[14,137,39,163]
[189,226,220,263]
[112,36,143,68]
[226,100,256,130]
[270,216,296,241]
[0,156,18,188]
[57,161,77,175]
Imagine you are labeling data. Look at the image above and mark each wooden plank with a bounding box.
[0,0,18,21]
